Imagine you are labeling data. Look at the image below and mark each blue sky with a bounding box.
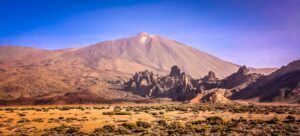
[0,0,299,68]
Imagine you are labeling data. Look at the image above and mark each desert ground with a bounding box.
[0,102,299,136]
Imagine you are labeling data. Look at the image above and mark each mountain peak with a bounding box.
[136,32,156,44]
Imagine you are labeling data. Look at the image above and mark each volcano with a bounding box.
[0,32,275,104]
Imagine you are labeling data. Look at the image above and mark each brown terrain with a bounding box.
[1,32,297,105]
[232,60,300,103]
[0,33,299,136]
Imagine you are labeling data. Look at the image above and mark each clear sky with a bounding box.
[0,0,299,68]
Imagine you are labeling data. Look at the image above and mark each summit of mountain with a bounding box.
[71,32,275,78]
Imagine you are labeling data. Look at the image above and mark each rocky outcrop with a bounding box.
[126,66,198,101]
[200,91,232,104]
[232,60,300,103]
[220,66,263,97]
[125,65,264,102]
[198,71,221,90]
[169,65,181,77]
[189,88,232,104]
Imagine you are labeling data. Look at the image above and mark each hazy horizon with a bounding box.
[0,0,299,68]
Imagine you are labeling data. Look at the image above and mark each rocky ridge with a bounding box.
[125,65,262,103]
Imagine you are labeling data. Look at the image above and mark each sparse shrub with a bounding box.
[268,117,279,124]
[275,110,285,114]
[102,111,131,115]
[122,122,137,130]
[32,118,44,122]
[115,127,130,134]
[237,117,247,123]
[167,122,188,135]
[50,125,80,134]
[102,111,114,115]
[210,125,222,133]
[42,108,49,112]
[94,125,115,133]
[136,121,151,128]
[206,116,223,125]
[167,122,184,130]
[157,120,168,127]
[17,113,26,117]
[150,112,158,116]
[102,125,115,132]
[50,125,66,133]
[60,106,71,111]
[17,118,30,123]
[35,108,42,111]
[115,111,131,115]
[65,117,77,122]
[66,126,80,134]
[114,106,122,112]
[176,106,188,112]
[4,118,14,123]
[284,115,296,123]
[191,120,204,125]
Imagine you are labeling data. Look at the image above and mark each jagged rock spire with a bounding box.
[169,65,181,77]
[237,65,249,75]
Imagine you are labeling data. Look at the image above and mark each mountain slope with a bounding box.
[0,46,44,61]
[231,60,300,103]
[73,32,273,78]
[0,33,275,79]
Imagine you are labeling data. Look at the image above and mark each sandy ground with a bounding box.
[0,103,299,135]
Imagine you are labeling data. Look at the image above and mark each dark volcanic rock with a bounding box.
[198,71,221,90]
[237,65,249,75]
[231,60,300,103]
[125,65,271,102]
[204,71,218,81]
[126,66,198,101]
[169,65,181,77]
[221,66,262,92]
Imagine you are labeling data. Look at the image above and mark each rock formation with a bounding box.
[220,66,263,97]
[169,65,181,77]
[198,71,221,90]
[126,66,198,101]
[200,91,232,104]
[125,65,264,103]
[232,60,300,103]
